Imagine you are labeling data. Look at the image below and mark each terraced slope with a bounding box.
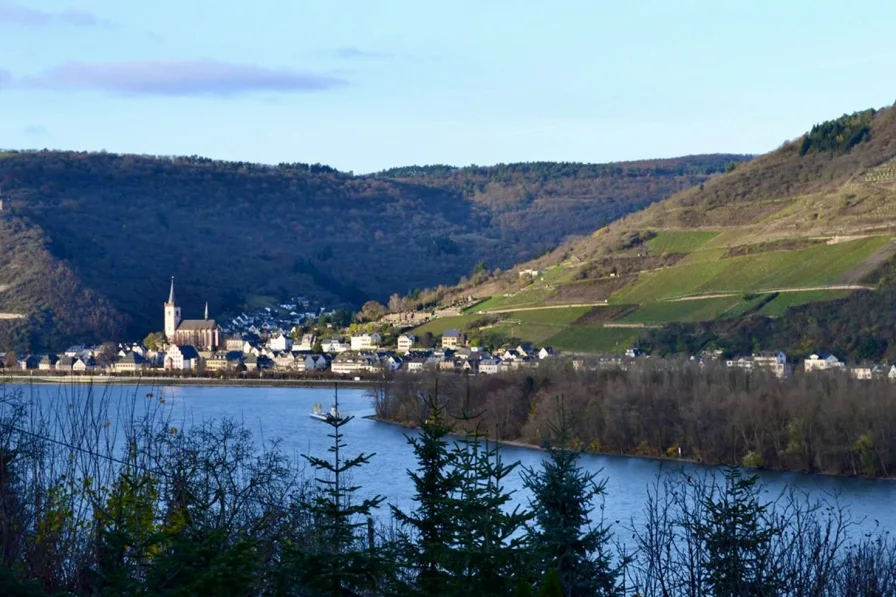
[416,106,896,353]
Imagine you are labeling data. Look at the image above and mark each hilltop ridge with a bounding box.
[0,151,744,349]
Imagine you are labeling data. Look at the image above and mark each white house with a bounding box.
[269,332,292,352]
[296,333,316,351]
[332,353,379,375]
[321,337,349,354]
[113,352,147,373]
[889,365,896,382]
[538,347,555,360]
[303,354,330,371]
[164,344,201,371]
[441,329,464,349]
[804,354,844,373]
[73,357,96,373]
[479,357,503,375]
[849,366,873,380]
[397,334,416,354]
[351,332,382,351]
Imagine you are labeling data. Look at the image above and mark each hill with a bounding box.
[415,105,896,359]
[0,151,745,349]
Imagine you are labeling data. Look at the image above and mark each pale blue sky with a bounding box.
[1,0,895,172]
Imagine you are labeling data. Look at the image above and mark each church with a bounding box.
[164,277,221,351]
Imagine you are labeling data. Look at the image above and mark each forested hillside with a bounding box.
[0,151,745,348]
[411,104,896,357]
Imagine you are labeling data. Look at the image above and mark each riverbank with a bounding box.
[0,374,377,390]
[367,415,893,482]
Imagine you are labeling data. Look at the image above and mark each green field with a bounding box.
[546,325,641,353]
[612,237,889,303]
[504,307,593,325]
[413,314,481,335]
[620,297,744,324]
[472,285,558,311]
[646,230,720,254]
[757,289,852,317]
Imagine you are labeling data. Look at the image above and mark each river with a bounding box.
[6,381,896,542]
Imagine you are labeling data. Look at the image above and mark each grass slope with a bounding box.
[424,106,896,354]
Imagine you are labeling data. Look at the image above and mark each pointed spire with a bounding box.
[204,301,209,320]
[167,276,176,304]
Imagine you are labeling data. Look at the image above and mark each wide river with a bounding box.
[7,382,896,542]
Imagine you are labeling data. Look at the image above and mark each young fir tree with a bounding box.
[391,388,464,596]
[537,569,564,597]
[690,466,782,596]
[521,405,622,597]
[449,423,532,595]
[295,387,389,596]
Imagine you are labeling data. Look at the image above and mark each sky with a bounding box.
[1,0,895,173]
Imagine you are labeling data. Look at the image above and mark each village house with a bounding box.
[206,351,244,372]
[73,357,96,373]
[350,332,382,351]
[272,351,300,371]
[479,357,503,375]
[114,352,147,373]
[38,354,59,372]
[379,354,403,372]
[331,352,379,375]
[225,336,245,352]
[55,356,76,373]
[849,365,874,380]
[164,344,201,371]
[441,329,465,349]
[889,365,896,382]
[296,333,317,352]
[17,355,41,370]
[321,337,349,354]
[538,347,555,360]
[268,332,292,352]
[299,354,331,372]
[397,333,416,354]
[804,353,844,373]
[404,357,426,373]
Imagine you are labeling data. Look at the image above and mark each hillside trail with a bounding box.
[476,301,608,314]
[664,284,871,302]
[476,285,871,313]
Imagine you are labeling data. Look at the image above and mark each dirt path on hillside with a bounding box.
[665,285,873,302]
[477,301,608,314]
[840,242,896,284]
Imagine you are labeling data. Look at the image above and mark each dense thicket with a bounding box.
[378,363,896,478]
[799,109,875,156]
[0,151,746,347]
[2,380,894,596]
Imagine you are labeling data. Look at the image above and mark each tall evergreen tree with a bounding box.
[690,466,782,596]
[293,387,389,596]
[449,426,532,595]
[522,405,622,596]
[391,389,463,596]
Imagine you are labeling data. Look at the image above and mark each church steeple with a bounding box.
[164,276,181,340]
[204,301,209,320]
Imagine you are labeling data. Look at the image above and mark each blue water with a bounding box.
[6,381,896,543]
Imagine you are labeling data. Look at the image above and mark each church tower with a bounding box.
[164,277,181,340]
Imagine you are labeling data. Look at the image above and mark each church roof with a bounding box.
[177,319,218,331]
[167,277,176,304]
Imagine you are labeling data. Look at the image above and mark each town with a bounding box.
[2,277,896,383]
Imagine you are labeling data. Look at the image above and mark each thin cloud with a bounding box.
[0,67,11,87]
[334,47,392,59]
[25,60,347,97]
[22,124,48,135]
[0,1,99,26]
